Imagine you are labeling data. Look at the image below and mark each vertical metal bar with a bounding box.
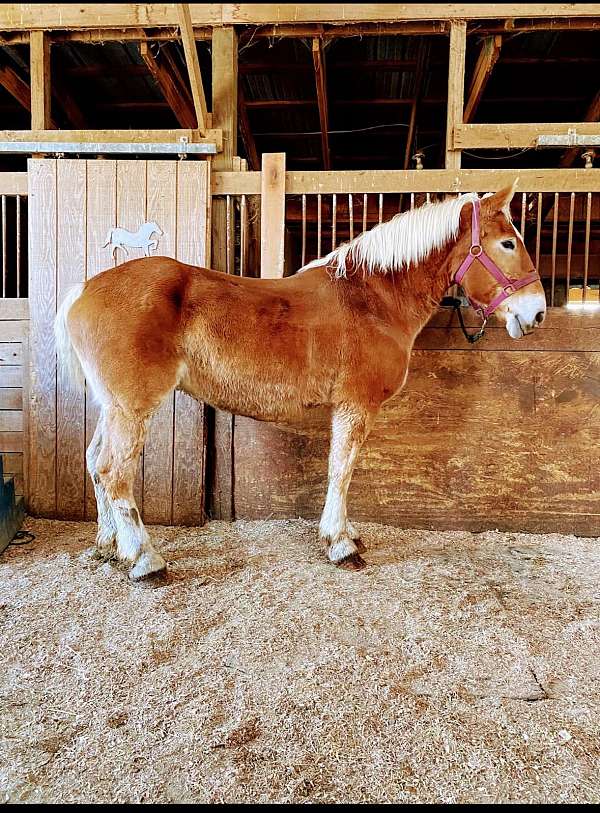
[535,192,543,272]
[301,194,307,267]
[583,192,592,304]
[362,193,367,233]
[332,194,337,250]
[348,194,354,241]
[1,195,6,297]
[226,194,232,274]
[16,194,21,297]
[410,192,415,210]
[426,192,431,205]
[240,194,247,277]
[520,192,527,238]
[550,193,558,308]
[566,192,575,302]
[378,193,383,225]
[317,193,322,257]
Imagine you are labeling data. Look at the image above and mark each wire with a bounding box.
[255,121,412,137]
[462,147,535,161]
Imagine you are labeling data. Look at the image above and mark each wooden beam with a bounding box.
[212,26,237,166]
[212,168,600,196]
[29,30,50,129]
[454,121,600,149]
[445,20,466,169]
[404,40,427,169]
[560,90,600,167]
[139,41,196,129]
[464,35,502,123]
[177,3,208,134]
[260,153,286,278]
[0,172,27,194]
[0,60,30,110]
[238,83,259,170]
[0,128,222,147]
[312,37,331,171]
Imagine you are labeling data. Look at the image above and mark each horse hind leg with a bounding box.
[319,405,375,570]
[97,404,166,580]
[86,412,118,559]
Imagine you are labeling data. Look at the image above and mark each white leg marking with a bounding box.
[328,537,358,563]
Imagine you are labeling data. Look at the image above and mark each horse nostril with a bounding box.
[535,311,545,324]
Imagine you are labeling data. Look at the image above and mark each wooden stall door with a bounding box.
[28,158,210,524]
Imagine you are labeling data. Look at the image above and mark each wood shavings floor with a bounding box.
[1,517,600,803]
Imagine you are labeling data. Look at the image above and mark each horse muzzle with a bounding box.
[498,290,547,338]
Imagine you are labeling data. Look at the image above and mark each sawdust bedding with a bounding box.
[1,516,599,803]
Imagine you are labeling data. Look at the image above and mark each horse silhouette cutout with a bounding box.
[103,221,163,258]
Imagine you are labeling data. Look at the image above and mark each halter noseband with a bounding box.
[448,197,540,343]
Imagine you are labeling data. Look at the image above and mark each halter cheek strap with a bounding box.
[453,197,540,321]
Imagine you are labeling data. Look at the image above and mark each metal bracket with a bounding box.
[0,141,217,156]
[537,130,600,148]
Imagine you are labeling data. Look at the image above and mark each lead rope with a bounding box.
[441,296,487,344]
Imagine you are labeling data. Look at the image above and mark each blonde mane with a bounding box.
[300,192,480,277]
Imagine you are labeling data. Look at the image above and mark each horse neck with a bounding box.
[362,241,457,336]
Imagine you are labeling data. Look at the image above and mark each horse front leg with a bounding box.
[320,405,375,570]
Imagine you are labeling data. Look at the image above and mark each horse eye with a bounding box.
[501,239,515,250]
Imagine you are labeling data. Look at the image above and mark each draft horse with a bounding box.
[55,185,546,579]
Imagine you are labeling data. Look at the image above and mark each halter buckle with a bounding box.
[469,244,483,257]
[503,283,516,295]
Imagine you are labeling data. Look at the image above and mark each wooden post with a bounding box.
[30,30,51,129]
[260,152,286,278]
[445,20,466,170]
[177,3,208,135]
[464,35,502,123]
[209,25,238,521]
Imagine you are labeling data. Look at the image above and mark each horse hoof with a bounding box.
[336,552,367,571]
[129,551,167,581]
[353,538,366,553]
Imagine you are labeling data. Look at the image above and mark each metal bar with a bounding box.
[317,193,322,257]
[520,192,527,237]
[537,134,600,147]
[362,193,367,233]
[226,194,232,275]
[550,193,558,307]
[378,193,383,224]
[535,192,542,271]
[0,141,217,154]
[301,194,307,267]
[410,192,415,210]
[566,192,575,302]
[583,192,592,303]
[16,194,20,297]
[348,194,354,241]
[240,193,247,277]
[332,193,337,250]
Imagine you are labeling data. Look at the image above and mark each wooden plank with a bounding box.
[0,367,22,387]
[0,432,22,453]
[0,129,222,148]
[2,452,22,473]
[233,348,600,536]
[312,37,331,170]
[30,31,51,130]
[173,160,209,525]
[212,26,237,166]
[139,41,196,129]
[0,60,31,111]
[0,410,22,431]
[0,388,21,409]
[27,158,56,516]
[0,343,22,365]
[213,168,600,195]
[0,174,27,195]
[445,20,466,170]
[84,159,117,520]
[0,321,26,341]
[56,160,86,519]
[177,3,208,134]
[143,161,176,525]
[464,35,502,123]
[260,152,286,278]
[454,121,600,150]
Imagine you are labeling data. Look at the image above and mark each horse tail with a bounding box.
[54,283,86,387]
[102,228,113,248]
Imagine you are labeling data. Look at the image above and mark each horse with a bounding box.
[54,184,546,580]
[102,221,163,258]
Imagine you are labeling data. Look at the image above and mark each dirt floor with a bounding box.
[1,517,600,803]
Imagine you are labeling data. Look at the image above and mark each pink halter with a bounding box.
[453,197,540,320]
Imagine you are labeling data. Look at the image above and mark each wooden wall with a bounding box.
[0,299,28,498]
[233,309,600,536]
[27,158,210,524]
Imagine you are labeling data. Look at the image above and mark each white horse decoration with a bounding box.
[103,221,163,258]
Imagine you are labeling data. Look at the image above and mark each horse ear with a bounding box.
[484,180,518,213]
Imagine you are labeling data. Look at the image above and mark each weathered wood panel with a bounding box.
[28,159,57,516]
[56,160,86,518]
[233,313,600,536]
